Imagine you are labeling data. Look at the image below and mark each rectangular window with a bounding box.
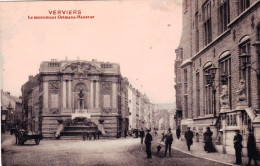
[239,0,250,13]
[195,12,199,52]
[195,0,198,12]
[196,72,200,117]
[184,69,188,118]
[204,68,213,115]
[184,69,188,94]
[203,1,212,46]
[50,94,59,108]
[219,0,230,34]
[103,95,111,108]
[184,95,188,118]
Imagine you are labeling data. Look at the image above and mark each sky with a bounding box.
[0,0,182,103]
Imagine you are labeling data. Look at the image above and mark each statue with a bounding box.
[236,79,246,103]
[78,90,85,111]
[219,85,229,108]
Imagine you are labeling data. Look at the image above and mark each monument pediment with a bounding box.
[61,61,101,75]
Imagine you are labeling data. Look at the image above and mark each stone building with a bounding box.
[22,59,129,138]
[175,0,260,155]
[174,48,183,129]
[1,90,22,131]
[127,83,153,131]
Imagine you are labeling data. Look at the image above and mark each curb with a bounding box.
[171,146,235,166]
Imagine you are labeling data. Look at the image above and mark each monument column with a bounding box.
[112,82,117,109]
[90,81,94,108]
[43,80,49,111]
[95,81,100,108]
[62,80,67,109]
[68,80,72,108]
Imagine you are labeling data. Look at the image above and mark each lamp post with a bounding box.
[205,65,218,117]
[7,103,13,130]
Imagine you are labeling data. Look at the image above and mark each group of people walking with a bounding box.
[142,126,258,166]
[82,131,101,141]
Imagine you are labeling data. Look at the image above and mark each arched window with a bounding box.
[239,35,251,106]
[219,51,232,109]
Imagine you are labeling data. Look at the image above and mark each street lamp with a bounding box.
[204,65,218,117]
[252,41,260,80]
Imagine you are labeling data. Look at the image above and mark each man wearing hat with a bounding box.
[234,130,243,165]
[144,129,153,159]
[185,127,194,151]
[163,128,173,157]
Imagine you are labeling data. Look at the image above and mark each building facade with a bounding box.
[127,83,153,131]
[1,90,22,132]
[175,0,260,155]
[22,59,130,137]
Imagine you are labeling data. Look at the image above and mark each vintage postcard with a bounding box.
[1,0,260,165]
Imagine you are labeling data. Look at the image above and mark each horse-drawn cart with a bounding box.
[11,128,43,145]
[18,131,43,145]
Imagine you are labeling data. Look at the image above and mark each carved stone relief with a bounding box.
[49,81,60,90]
[50,109,59,114]
[219,85,229,108]
[102,82,112,91]
[62,62,100,75]
[74,82,87,91]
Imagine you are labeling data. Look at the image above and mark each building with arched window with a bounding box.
[22,59,131,138]
[175,0,260,156]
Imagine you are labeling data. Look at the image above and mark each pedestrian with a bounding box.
[234,130,243,165]
[176,126,181,139]
[163,128,173,157]
[247,129,258,166]
[93,132,96,141]
[136,129,139,138]
[155,129,158,136]
[86,132,89,141]
[82,130,86,141]
[145,129,153,159]
[184,127,194,151]
[140,128,145,144]
[124,129,127,138]
[203,126,215,152]
[161,131,166,142]
[97,130,101,140]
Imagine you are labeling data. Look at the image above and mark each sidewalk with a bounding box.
[170,134,249,166]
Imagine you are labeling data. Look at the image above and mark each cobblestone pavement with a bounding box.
[1,133,231,166]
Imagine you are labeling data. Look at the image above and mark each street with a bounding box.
[1,134,229,166]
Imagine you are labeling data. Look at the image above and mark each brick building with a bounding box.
[175,0,260,155]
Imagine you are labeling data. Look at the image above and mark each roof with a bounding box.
[1,90,22,104]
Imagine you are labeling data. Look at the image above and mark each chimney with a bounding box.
[92,59,97,62]
[29,75,33,80]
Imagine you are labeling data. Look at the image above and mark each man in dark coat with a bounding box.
[124,129,127,138]
[203,126,214,152]
[145,129,153,159]
[140,128,145,144]
[247,129,258,166]
[163,128,173,157]
[176,126,181,139]
[185,127,194,151]
[234,130,243,165]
